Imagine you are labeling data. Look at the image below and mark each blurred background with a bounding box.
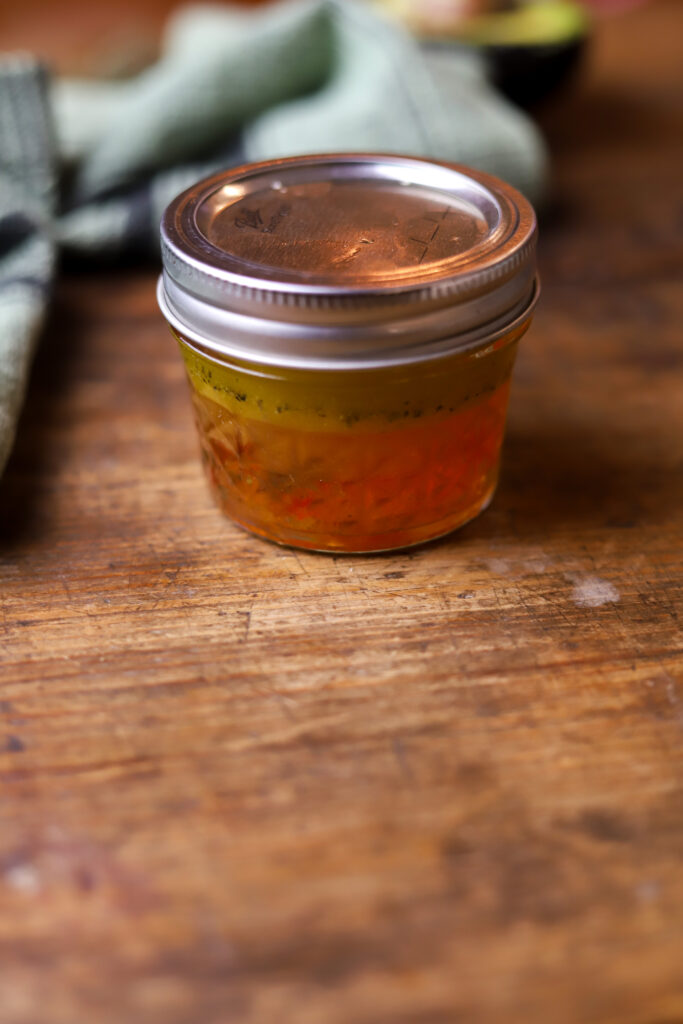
[0,0,641,84]
[1,0,675,226]
[0,0,630,98]
[1,0,671,225]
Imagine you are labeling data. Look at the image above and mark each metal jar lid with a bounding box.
[158,153,538,369]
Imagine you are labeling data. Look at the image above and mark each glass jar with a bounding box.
[158,153,538,553]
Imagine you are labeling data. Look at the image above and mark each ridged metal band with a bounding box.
[158,274,540,370]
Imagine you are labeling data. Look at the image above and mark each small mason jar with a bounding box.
[158,153,538,553]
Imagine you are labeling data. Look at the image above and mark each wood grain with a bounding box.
[1,2,682,1022]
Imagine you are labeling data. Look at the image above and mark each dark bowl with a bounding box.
[485,34,587,107]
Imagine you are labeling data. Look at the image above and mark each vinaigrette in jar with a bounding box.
[158,154,538,553]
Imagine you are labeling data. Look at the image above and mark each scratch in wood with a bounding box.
[664,678,678,707]
[392,737,414,782]
[239,609,252,644]
[291,551,311,577]
[273,692,297,721]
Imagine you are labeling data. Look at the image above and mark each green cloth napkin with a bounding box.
[0,0,547,479]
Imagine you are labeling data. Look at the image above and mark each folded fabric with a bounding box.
[0,0,547,480]
[0,61,57,481]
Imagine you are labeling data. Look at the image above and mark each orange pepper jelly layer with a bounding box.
[177,320,528,552]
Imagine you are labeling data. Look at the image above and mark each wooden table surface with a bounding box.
[1,3,682,1022]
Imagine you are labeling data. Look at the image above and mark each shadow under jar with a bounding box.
[158,153,538,553]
